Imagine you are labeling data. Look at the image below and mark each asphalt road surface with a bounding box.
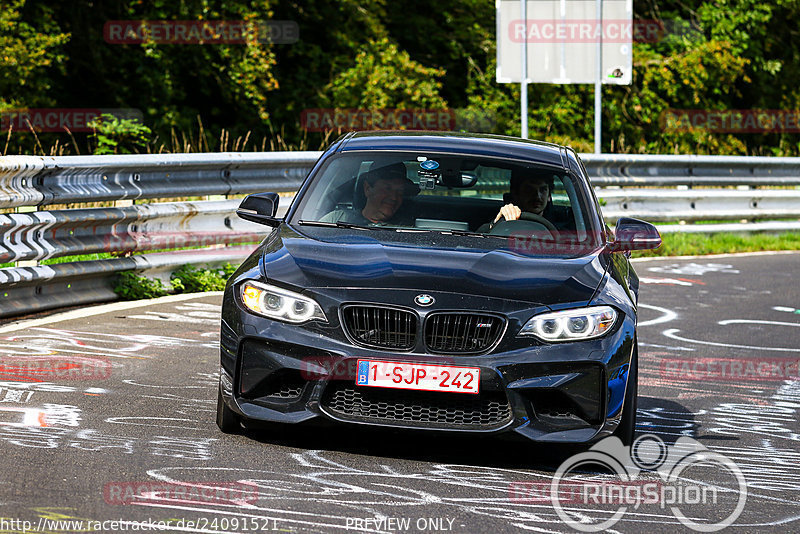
[0,252,798,534]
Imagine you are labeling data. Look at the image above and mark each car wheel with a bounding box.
[216,387,242,434]
[612,340,638,446]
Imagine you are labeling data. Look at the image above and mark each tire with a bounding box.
[216,387,241,434]
[612,340,638,446]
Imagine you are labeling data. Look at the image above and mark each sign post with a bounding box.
[595,0,603,153]
[520,0,528,139]
[496,0,632,152]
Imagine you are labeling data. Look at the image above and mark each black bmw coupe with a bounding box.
[217,131,661,445]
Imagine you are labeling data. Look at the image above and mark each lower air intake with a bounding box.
[320,382,512,430]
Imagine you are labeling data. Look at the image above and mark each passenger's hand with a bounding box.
[494,203,522,223]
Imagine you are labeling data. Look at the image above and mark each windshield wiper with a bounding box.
[298,220,378,231]
[439,229,493,238]
[299,220,508,239]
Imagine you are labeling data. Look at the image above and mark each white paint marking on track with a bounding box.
[123,379,207,389]
[662,329,800,352]
[631,250,800,263]
[639,342,695,352]
[648,262,739,275]
[104,416,204,430]
[719,319,800,328]
[639,277,694,286]
[637,304,678,327]
[0,292,224,334]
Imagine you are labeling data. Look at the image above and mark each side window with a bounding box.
[551,176,570,206]
[561,174,587,237]
[297,157,362,220]
[474,166,511,201]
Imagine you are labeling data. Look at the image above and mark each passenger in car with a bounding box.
[321,162,419,225]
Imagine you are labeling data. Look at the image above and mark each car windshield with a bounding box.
[290,151,600,253]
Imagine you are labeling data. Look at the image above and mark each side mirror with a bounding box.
[606,217,661,252]
[236,192,281,227]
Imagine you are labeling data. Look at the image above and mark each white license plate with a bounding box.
[356,360,480,394]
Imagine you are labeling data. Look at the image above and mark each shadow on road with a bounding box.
[636,395,729,446]
[241,421,586,471]
[215,395,729,473]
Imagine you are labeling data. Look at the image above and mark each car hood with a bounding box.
[258,226,609,307]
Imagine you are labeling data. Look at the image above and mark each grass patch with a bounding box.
[170,263,238,293]
[114,262,238,300]
[2,254,113,268]
[40,253,115,265]
[632,231,800,258]
[114,271,177,300]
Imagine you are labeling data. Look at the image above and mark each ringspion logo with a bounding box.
[546,434,747,532]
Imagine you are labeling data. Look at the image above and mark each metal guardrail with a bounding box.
[0,152,320,208]
[0,200,264,263]
[0,246,257,318]
[0,152,317,318]
[581,153,800,186]
[599,188,800,222]
[1,151,799,319]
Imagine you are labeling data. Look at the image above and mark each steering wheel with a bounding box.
[488,214,557,239]
[518,211,558,232]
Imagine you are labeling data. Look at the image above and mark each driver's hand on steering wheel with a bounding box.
[494,203,522,223]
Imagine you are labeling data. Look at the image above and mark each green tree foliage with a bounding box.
[0,0,69,112]
[15,0,279,147]
[324,37,446,109]
[88,113,152,154]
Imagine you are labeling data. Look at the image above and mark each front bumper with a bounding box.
[219,286,636,443]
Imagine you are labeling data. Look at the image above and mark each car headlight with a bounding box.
[519,306,617,342]
[239,280,327,323]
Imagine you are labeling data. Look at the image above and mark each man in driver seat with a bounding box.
[483,171,572,232]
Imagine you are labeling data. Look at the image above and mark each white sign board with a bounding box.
[497,0,632,84]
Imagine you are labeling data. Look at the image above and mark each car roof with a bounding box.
[336,131,568,169]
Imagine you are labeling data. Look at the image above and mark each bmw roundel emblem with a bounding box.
[415,294,435,306]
